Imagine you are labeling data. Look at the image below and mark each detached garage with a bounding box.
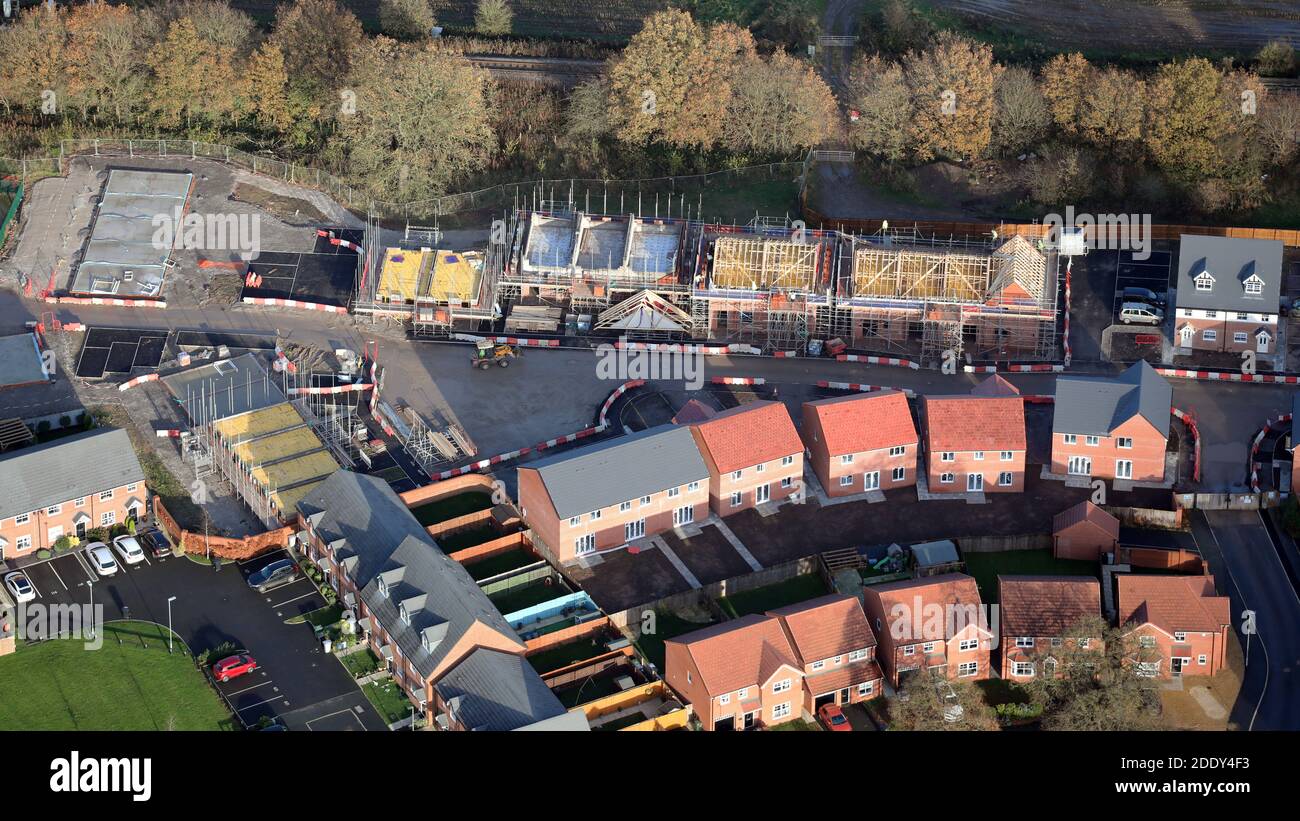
[1052,501,1119,561]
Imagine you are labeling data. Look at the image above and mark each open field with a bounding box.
[0,622,235,731]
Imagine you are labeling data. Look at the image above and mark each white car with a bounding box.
[3,571,36,604]
[1119,302,1164,325]
[112,535,146,565]
[85,542,119,577]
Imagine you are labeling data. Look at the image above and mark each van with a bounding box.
[1122,286,1165,307]
[1119,302,1164,325]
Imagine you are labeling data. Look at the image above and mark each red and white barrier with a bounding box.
[711,376,765,386]
[965,363,1063,373]
[119,373,160,391]
[155,429,182,438]
[286,383,374,396]
[597,379,645,430]
[242,296,348,314]
[613,341,728,355]
[1171,407,1201,483]
[772,350,798,358]
[816,380,914,398]
[454,333,561,348]
[47,296,167,309]
[835,354,920,370]
[60,323,86,332]
[1157,368,1300,384]
[1063,258,1072,368]
[1248,412,1292,491]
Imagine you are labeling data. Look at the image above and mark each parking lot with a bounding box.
[1110,248,1172,322]
[6,541,386,731]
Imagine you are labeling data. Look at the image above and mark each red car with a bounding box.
[817,703,852,732]
[214,654,258,683]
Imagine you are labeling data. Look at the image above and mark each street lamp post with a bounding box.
[167,596,177,653]
[86,580,95,642]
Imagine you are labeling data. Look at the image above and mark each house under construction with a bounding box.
[161,354,354,528]
[829,231,1058,365]
[355,239,500,337]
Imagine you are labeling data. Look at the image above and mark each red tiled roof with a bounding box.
[690,400,802,474]
[768,593,877,664]
[1118,574,1230,634]
[970,374,1021,397]
[668,614,802,696]
[672,399,717,425]
[868,573,987,642]
[998,576,1101,636]
[1052,500,1120,539]
[922,395,1026,452]
[803,391,917,456]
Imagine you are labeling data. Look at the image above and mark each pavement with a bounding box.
[7,543,386,731]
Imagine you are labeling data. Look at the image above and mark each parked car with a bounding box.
[247,558,299,593]
[84,543,119,577]
[111,535,146,565]
[137,528,172,559]
[1121,286,1165,307]
[3,571,35,604]
[213,653,258,683]
[936,681,965,723]
[817,703,852,732]
[1119,302,1164,325]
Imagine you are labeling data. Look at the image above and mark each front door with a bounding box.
[75,519,87,538]
[755,483,770,504]
[1171,657,1184,676]
[1257,332,1270,353]
[742,712,755,730]
[864,471,880,491]
[673,505,694,526]
[967,472,983,492]
[839,688,850,704]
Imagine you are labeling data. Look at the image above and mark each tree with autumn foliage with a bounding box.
[904,32,1000,162]
[269,0,365,96]
[844,55,912,163]
[147,18,237,128]
[0,4,68,118]
[1144,58,1235,182]
[242,42,293,133]
[64,3,146,124]
[1039,52,1093,137]
[723,51,838,156]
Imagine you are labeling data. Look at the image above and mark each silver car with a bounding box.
[112,535,146,565]
[3,571,35,604]
[85,542,119,577]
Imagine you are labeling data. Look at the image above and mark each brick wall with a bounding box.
[155,497,291,560]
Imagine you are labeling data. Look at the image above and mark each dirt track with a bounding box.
[927,0,1300,53]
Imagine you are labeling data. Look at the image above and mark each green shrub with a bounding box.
[996,702,1044,720]
[197,640,238,668]
[52,535,71,552]
[85,527,109,544]
[36,549,51,560]
[36,420,51,434]
[58,415,71,428]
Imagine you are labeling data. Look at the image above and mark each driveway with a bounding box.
[5,546,386,731]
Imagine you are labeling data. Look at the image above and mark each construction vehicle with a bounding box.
[471,339,522,370]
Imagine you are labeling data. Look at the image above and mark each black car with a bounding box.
[137,528,173,558]
[247,558,299,593]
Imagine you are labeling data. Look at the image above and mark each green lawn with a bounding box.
[717,574,829,619]
[961,549,1098,604]
[409,492,493,527]
[527,638,608,674]
[363,678,413,725]
[634,610,720,670]
[0,622,235,731]
[461,546,537,580]
[339,648,381,679]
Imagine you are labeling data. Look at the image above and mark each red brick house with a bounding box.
[920,379,1026,494]
[1117,574,1231,679]
[688,401,804,516]
[1052,500,1120,561]
[861,573,993,687]
[801,391,918,497]
[1052,360,1172,483]
[998,576,1103,680]
[770,594,885,712]
[664,614,806,731]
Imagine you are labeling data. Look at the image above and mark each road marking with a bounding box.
[235,695,289,714]
[72,551,97,582]
[271,590,319,609]
[47,560,69,591]
[226,680,276,697]
[305,708,366,731]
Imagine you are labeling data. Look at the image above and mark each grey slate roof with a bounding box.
[1052,360,1172,438]
[0,428,145,520]
[1175,234,1283,313]
[296,471,520,681]
[434,647,575,731]
[522,424,710,520]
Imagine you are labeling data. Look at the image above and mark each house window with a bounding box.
[75,497,85,507]
[126,483,137,493]
[1085,436,1099,447]
[673,506,694,526]
[840,454,853,465]
[1078,638,1091,649]
[590,510,602,521]
[1244,276,1262,295]
[731,491,743,507]
[574,534,596,555]
[1063,434,1077,445]
[1000,451,1012,461]
[889,445,905,457]
[1139,635,1157,649]
[973,451,984,461]
[754,464,765,474]
[773,678,792,693]
[959,638,978,652]
[892,466,906,482]
[781,476,793,489]
[1051,637,1063,647]
[811,660,825,671]
[568,516,581,527]
[1116,460,1133,479]
[640,495,651,506]
[731,470,744,481]
[1067,456,1091,476]
[940,473,955,484]
[101,511,115,526]
[858,682,873,696]
[998,472,1013,486]
[15,512,30,525]
[625,519,645,541]
[719,694,731,705]
[1205,310,1218,319]
[99,490,114,501]
[1198,655,1207,665]
[849,649,867,661]
[839,475,854,487]
[16,535,32,551]
[1203,329,1217,342]
[772,702,791,720]
[619,501,632,512]
[1234,332,1248,344]
[941,452,954,462]
[47,504,61,515]
[667,487,680,498]
[1016,637,1035,648]
[1237,312,1250,321]
[687,481,700,492]
[1194,272,1214,291]
[922,642,936,653]
[1117,437,1132,449]
[737,688,747,699]
[1173,631,1186,642]
[781,455,794,467]
[1013,662,1035,677]
[958,662,979,677]
[903,645,915,656]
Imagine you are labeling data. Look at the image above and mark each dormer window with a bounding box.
[1194,271,1214,291]
[1243,274,1263,295]
[401,605,411,626]
[378,578,389,598]
[422,633,431,651]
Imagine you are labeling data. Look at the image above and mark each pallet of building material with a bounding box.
[504,304,563,333]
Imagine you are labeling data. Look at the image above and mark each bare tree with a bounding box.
[845,55,912,163]
[992,65,1051,157]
